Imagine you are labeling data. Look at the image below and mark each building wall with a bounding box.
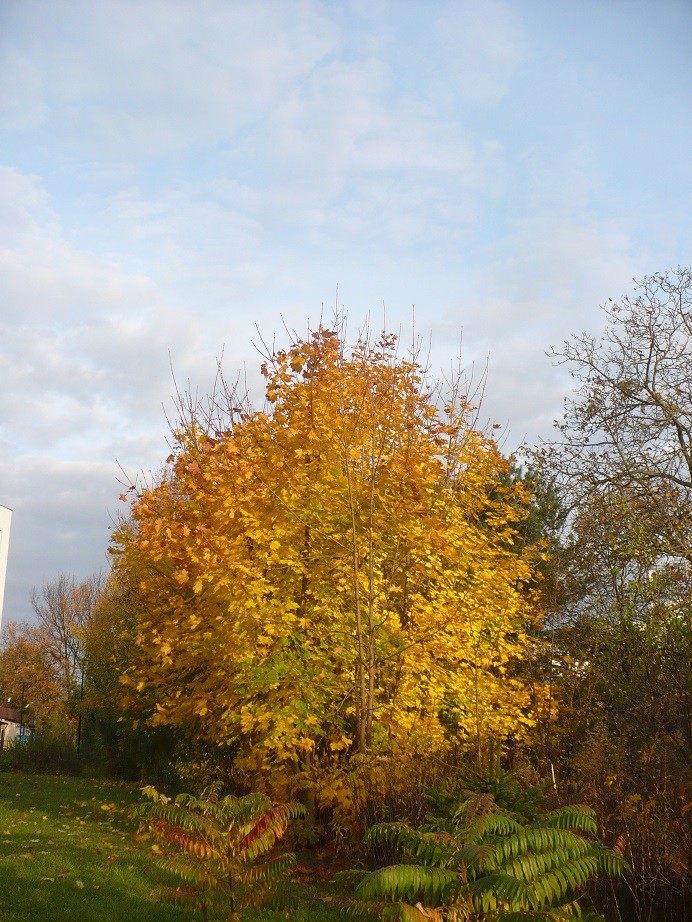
[0,720,21,749]
[0,505,12,635]
[0,707,22,750]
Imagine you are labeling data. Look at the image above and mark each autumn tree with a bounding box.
[542,494,692,921]
[79,572,188,780]
[0,575,104,742]
[113,328,547,820]
[540,269,692,920]
[0,621,65,731]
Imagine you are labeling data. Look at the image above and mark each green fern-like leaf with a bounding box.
[365,823,460,868]
[347,791,628,921]
[355,863,460,907]
[534,805,598,835]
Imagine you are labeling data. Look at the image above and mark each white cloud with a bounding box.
[2,0,337,158]
[0,167,214,462]
[1,0,688,629]
[426,215,641,448]
[434,0,526,104]
[0,166,50,237]
[268,56,478,175]
[0,41,45,132]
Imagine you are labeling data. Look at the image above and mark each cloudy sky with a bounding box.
[1,0,691,625]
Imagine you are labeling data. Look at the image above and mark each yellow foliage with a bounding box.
[112,328,547,814]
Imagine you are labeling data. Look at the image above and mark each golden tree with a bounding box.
[0,621,66,731]
[113,329,545,817]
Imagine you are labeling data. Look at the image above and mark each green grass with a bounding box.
[0,773,343,921]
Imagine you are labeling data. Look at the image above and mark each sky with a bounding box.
[1,0,691,626]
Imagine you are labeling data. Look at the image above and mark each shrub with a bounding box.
[340,792,628,920]
[0,728,81,775]
[137,781,305,921]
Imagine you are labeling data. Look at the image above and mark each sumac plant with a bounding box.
[340,792,628,920]
[138,782,305,921]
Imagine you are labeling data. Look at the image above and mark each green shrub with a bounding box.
[0,728,81,775]
[340,792,628,920]
[425,768,548,828]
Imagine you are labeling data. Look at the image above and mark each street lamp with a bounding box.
[76,666,85,755]
[19,682,25,741]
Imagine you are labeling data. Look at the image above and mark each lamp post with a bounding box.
[76,666,85,755]
[1,696,10,751]
[19,681,25,741]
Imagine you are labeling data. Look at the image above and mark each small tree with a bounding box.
[544,267,692,561]
[138,782,305,921]
[0,620,64,731]
[113,326,547,823]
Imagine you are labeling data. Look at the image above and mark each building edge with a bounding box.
[0,505,12,636]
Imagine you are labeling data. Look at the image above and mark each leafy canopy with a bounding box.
[113,327,546,817]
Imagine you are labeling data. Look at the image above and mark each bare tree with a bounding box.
[30,573,104,699]
[543,267,692,561]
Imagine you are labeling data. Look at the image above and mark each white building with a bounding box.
[0,505,12,635]
[0,706,22,749]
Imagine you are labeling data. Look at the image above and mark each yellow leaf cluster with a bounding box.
[112,328,547,811]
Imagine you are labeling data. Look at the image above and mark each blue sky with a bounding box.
[1,0,691,625]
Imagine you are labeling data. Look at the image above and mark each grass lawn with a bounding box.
[0,773,343,921]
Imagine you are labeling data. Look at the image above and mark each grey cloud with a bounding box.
[0,456,120,624]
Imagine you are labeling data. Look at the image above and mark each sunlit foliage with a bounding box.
[112,328,546,821]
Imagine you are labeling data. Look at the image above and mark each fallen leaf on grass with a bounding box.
[75,880,84,889]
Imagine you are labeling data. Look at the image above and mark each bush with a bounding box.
[137,781,306,921]
[0,729,81,775]
[340,791,629,920]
